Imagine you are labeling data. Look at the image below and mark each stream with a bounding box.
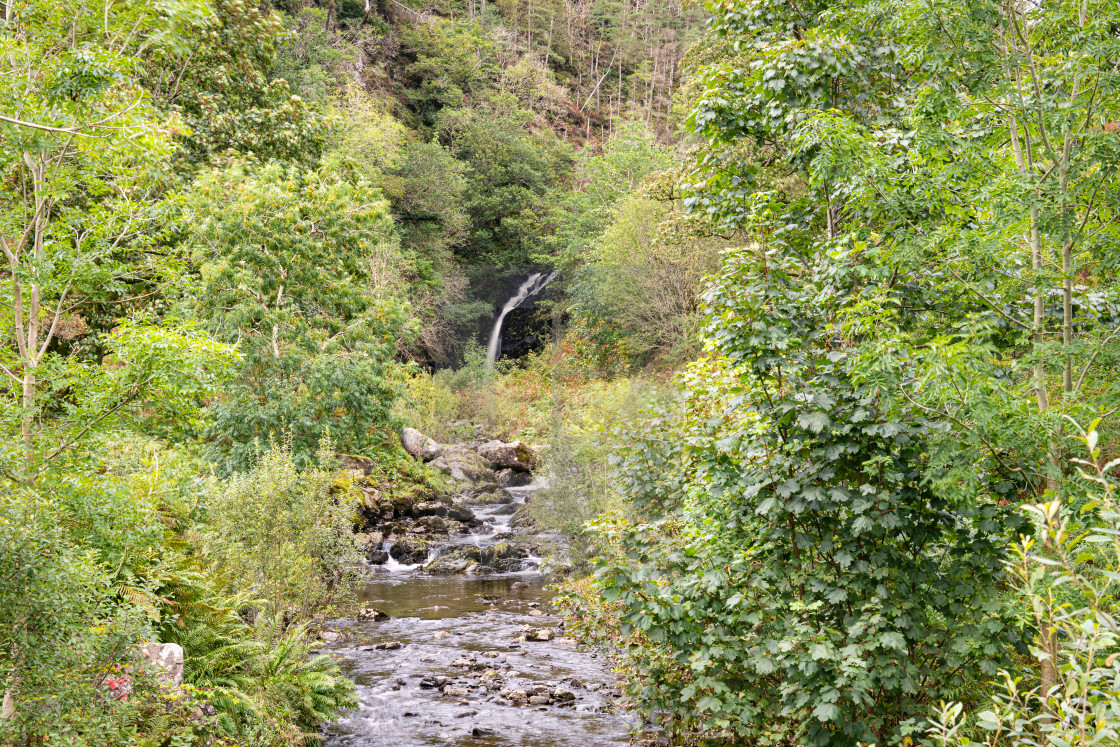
[321,482,637,747]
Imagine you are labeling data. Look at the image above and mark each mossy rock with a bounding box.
[510,504,536,530]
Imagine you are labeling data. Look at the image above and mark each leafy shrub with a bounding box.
[591,246,1029,746]
[530,376,668,561]
[930,419,1120,747]
[395,370,469,443]
[200,441,360,619]
[0,487,152,745]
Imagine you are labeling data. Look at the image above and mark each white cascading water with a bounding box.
[485,272,555,368]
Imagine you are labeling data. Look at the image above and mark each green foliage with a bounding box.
[398,22,499,129]
[588,193,720,362]
[548,117,673,269]
[201,441,361,617]
[272,7,355,102]
[0,485,151,744]
[596,244,1030,745]
[333,83,411,180]
[179,159,412,472]
[582,0,1120,743]
[394,370,467,443]
[148,0,333,167]
[439,95,572,264]
[388,141,470,257]
[0,435,356,746]
[931,421,1120,747]
[530,376,666,561]
[547,119,719,370]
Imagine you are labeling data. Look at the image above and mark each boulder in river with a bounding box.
[389,538,428,564]
[510,503,536,530]
[477,440,538,471]
[470,485,515,504]
[495,468,533,487]
[413,515,449,533]
[400,428,444,461]
[500,687,528,703]
[357,607,390,622]
[425,551,473,574]
[526,628,555,642]
[477,541,517,566]
[411,500,449,518]
[446,502,476,523]
[431,444,496,484]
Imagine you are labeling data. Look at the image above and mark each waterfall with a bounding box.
[485,272,555,368]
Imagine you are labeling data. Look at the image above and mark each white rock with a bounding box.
[139,642,184,687]
[400,427,444,461]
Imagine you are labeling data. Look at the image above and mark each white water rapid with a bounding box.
[485,272,555,368]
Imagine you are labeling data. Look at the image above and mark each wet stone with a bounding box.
[526,628,555,642]
[356,607,389,622]
[500,688,528,703]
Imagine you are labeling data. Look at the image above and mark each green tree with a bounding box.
[144,0,332,168]
[549,117,672,269]
[0,0,239,476]
[398,22,499,129]
[180,159,412,472]
[583,0,1120,743]
[388,141,470,258]
[597,243,1029,746]
[438,95,572,264]
[589,193,720,362]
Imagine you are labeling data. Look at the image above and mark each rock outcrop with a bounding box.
[390,538,429,564]
[357,607,390,622]
[430,443,497,483]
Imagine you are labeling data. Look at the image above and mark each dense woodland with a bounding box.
[2,0,1120,744]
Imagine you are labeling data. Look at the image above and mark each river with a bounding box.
[321,482,637,746]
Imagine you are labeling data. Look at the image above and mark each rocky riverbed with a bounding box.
[319,430,635,746]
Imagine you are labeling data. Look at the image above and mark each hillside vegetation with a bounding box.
[3,0,1120,745]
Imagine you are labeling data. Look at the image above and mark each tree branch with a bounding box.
[43,375,156,463]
